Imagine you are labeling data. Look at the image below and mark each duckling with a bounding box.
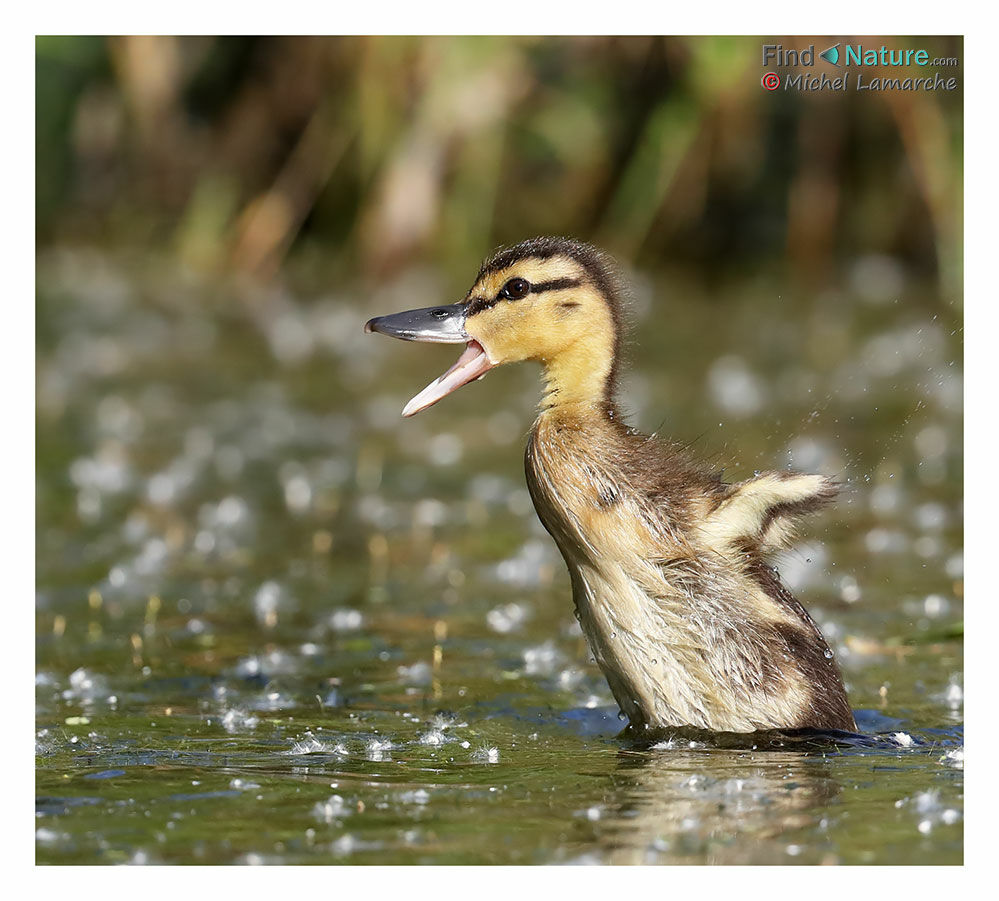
[365,236,855,734]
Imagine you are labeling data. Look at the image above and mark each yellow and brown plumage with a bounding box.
[365,236,855,734]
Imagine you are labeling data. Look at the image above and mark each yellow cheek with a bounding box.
[466,307,548,364]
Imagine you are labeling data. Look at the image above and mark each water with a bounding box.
[36,248,963,864]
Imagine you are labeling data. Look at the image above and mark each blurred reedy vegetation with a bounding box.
[36,35,963,297]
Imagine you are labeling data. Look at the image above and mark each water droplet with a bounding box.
[617,711,627,721]
[823,648,834,659]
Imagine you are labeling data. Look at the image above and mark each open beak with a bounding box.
[364,303,497,417]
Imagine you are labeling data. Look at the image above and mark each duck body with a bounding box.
[527,405,854,732]
[365,236,856,734]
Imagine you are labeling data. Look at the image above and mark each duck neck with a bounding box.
[539,342,617,419]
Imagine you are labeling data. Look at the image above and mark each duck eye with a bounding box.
[501,277,531,300]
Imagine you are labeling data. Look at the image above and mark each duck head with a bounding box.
[364,236,624,416]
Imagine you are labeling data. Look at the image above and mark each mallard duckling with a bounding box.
[365,236,855,734]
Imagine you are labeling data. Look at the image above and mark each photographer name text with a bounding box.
[784,71,958,92]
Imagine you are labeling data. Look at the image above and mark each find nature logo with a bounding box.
[760,41,956,93]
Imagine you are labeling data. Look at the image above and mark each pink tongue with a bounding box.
[402,340,495,417]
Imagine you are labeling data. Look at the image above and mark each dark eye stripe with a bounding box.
[530,278,581,294]
[465,296,499,315]
[465,277,583,316]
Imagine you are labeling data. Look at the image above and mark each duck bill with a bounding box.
[364,303,497,417]
[364,303,468,344]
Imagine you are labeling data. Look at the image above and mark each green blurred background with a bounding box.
[36,35,963,295]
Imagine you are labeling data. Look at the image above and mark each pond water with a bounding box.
[35,248,963,864]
